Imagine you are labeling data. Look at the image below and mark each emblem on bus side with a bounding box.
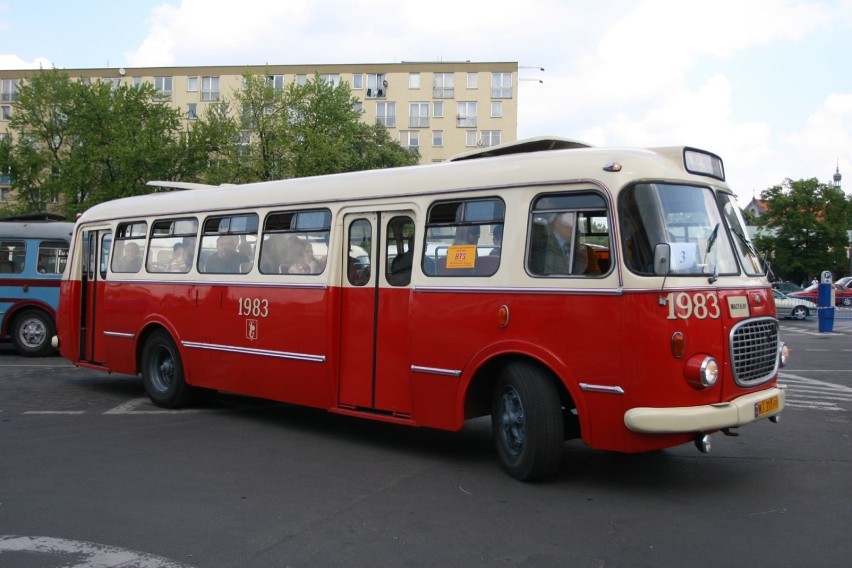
[246,319,258,341]
[726,296,750,319]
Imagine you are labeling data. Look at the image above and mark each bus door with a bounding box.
[79,228,112,364]
[339,210,416,416]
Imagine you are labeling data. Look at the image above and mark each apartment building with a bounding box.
[0,61,519,206]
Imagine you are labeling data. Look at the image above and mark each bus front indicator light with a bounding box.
[685,355,719,389]
[778,342,789,368]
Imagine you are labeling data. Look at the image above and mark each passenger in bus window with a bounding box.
[204,235,250,273]
[114,241,143,272]
[286,236,319,274]
[167,242,188,272]
[453,225,481,245]
[490,225,503,256]
[260,235,287,273]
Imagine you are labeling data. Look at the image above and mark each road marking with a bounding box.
[0,535,193,567]
[779,372,852,411]
[104,397,199,414]
[23,411,86,415]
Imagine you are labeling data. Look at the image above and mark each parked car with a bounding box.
[789,284,852,307]
[772,290,816,320]
[772,281,803,294]
[835,276,852,289]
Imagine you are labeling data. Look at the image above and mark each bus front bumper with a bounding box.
[624,386,785,434]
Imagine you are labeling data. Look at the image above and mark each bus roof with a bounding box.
[0,221,75,241]
[76,137,729,224]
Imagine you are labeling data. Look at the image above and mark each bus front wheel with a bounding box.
[12,308,56,357]
[141,330,195,408]
[491,363,564,481]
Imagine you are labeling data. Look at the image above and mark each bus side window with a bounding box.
[386,216,415,286]
[527,192,610,277]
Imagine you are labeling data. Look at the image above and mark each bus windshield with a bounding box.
[718,192,765,276]
[619,183,738,276]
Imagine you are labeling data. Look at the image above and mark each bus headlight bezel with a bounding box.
[685,355,719,389]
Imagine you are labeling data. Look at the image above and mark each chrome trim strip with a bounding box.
[414,285,624,295]
[109,278,328,290]
[411,365,462,378]
[103,331,135,339]
[580,382,625,395]
[182,341,326,362]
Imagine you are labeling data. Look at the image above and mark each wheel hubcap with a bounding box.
[499,386,525,457]
[19,318,46,348]
[151,348,174,392]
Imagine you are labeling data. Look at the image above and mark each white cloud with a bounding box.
[0,54,53,70]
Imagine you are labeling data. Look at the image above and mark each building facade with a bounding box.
[0,61,519,209]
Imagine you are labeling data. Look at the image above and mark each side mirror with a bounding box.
[653,243,670,276]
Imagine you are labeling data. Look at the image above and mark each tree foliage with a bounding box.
[754,177,851,283]
[191,71,418,184]
[1,69,418,218]
[0,69,187,219]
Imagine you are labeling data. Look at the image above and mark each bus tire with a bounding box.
[491,363,564,481]
[141,330,194,408]
[11,308,56,357]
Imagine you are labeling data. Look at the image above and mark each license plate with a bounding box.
[755,395,779,418]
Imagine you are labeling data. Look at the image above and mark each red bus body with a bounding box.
[56,138,786,480]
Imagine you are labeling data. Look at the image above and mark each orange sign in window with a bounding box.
[446,245,477,269]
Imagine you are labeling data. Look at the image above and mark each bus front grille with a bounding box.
[730,317,779,386]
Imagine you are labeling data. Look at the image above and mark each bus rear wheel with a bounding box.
[12,308,56,357]
[141,330,195,408]
[491,363,564,481]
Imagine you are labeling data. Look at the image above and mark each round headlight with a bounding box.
[685,355,719,389]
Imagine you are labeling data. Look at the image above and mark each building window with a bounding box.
[0,188,10,203]
[201,76,219,101]
[101,78,120,90]
[366,73,387,98]
[187,76,198,92]
[352,101,363,113]
[491,101,503,118]
[132,77,142,88]
[237,131,251,157]
[467,73,478,89]
[491,72,513,98]
[1,105,11,121]
[187,103,197,120]
[432,130,443,147]
[319,74,340,87]
[1,79,18,103]
[399,130,419,148]
[154,76,173,100]
[295,74,307,86]
[409,73,420,89]
[266,75,285,90]
[409,102,429,128]
[456,101,477,128]
[465,131,478,147]
[376,102,396,128]
[481,131,501,147]
[352,74,363,90]
[433,73,454,98]
[433,101,444,118]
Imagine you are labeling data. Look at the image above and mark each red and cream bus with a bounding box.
[55,136,786,480]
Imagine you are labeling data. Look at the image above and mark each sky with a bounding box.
[1,0,851,205]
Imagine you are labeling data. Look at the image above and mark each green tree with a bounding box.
[0,69,186,218]
[754,177,851,283]
[205,71,418,183]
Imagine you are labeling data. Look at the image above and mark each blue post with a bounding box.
[818,270,835,333]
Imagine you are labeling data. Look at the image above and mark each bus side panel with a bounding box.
[175,284,333,409]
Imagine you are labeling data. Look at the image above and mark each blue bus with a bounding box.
[1,220,73,356]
